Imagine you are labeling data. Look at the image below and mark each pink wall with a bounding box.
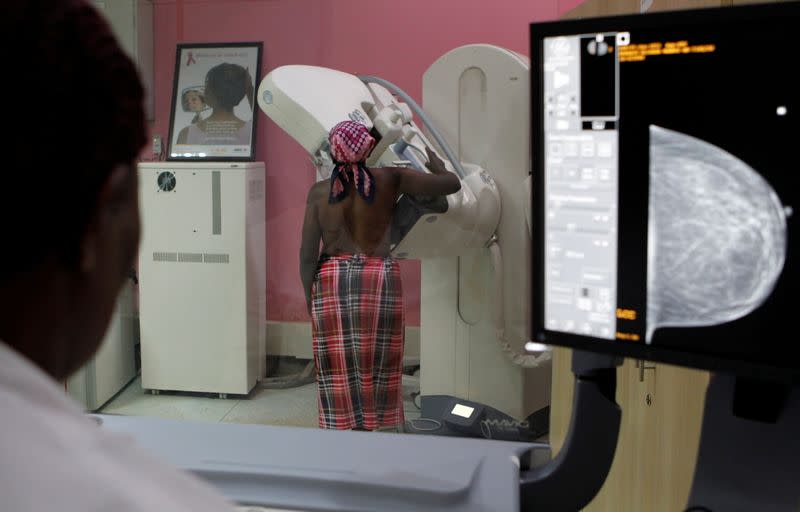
[148,0,585,325]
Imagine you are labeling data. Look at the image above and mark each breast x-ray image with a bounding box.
[647,126,788,343]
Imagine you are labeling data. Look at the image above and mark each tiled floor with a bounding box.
[100,372,422,429]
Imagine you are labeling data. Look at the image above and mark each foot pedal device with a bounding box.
[406,395,547,441]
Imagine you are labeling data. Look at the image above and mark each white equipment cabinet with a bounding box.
[67,281,138,411]
[137,162,266,396]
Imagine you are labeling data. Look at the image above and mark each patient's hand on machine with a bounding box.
[426,146,446,172]
[395,147,460,197]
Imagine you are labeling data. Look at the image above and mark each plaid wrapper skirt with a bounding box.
[311,253,405,430]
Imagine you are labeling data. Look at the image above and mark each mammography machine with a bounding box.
[98,4,799,510]
[259,45,551,436]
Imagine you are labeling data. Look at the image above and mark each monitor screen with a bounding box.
[530,3,800,381]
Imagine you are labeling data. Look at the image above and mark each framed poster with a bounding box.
[167,42,262,161]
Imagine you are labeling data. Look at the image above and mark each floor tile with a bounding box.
[101,377,239,422]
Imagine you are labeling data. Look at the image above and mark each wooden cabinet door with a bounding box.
[549,348,709,511]
[561,0,733,18]
[560,0,640,19]
[645,0,723,11]
[550,349,651,511]
[643,363,710,511]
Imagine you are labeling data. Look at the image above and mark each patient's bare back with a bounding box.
[312,156,461,257]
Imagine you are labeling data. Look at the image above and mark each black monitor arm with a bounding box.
[520,350,623,511]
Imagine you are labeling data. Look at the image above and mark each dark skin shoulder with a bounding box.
[299,147,460,313]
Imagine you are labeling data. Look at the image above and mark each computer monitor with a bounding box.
[530,3,800,381]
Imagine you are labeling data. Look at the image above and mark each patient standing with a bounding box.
[300,121,460,430]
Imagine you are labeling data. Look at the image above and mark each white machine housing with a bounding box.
[258,66,375,158]
[258,65,500,257]
[420,45,550,420]
[138,162,266,396]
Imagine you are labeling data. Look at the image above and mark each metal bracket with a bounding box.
[635,359,656,382]
[520,350,623,511]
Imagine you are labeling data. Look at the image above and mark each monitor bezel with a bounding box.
[530,2,800,382]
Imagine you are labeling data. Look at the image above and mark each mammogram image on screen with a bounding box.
[646,125,789,343]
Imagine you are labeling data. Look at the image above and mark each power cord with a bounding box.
[411,391,422,410]
[258,360,316,390]
[405,418,442,432]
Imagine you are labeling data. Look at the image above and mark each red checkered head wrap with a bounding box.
[327,121,377,204]
[329,120,376,163]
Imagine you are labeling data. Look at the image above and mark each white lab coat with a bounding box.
[0,341,235,511]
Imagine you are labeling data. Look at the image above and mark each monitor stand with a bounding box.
[686,375,799,511]
[520,351,622,510]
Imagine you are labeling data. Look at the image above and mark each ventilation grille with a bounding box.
[152,252,229,264]
[178,252,203,263]
[153,252,177,262]
[203,253,230,264]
